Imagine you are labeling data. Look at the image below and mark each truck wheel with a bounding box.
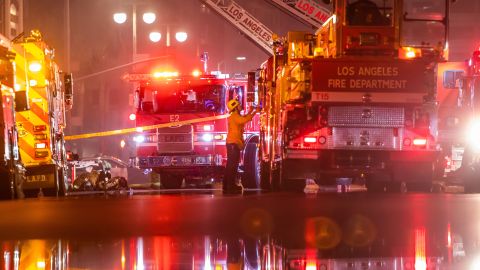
[160,173,183,189]
[282,178,305,192]
[150,171,161,189]
[243,143,261,189]
[57,167,68,197]
[260,161,272,191]
[463,165,480,193]
[0,170,14,200]
[366,174,386,193]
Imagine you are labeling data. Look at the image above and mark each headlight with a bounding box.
[133,135,145,143]
[202,134,213,142]
[466,118,480,152]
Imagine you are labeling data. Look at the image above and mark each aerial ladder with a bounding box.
[201,0,275,55]
[265,0,331,29]
[201,0,332,55]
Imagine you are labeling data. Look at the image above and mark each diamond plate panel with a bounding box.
[328,106,404,127]
[330,127,402,149]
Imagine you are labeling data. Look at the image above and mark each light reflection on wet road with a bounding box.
[0,191,479,269]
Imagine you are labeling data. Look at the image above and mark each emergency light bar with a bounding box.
[123,73,219,82]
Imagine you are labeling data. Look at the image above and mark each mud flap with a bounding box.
[23,164,60,197]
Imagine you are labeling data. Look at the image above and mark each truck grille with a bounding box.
[328,106,404,127]
[157,125,193,153]
[330,127,402,150]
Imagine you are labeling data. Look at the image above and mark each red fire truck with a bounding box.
[437,49,480,192]
[126,71,260,189]
[257,0,450,192]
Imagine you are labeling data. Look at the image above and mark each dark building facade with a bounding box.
[0,0,22,39]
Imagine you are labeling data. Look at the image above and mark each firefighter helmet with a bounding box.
[227,99,240,111]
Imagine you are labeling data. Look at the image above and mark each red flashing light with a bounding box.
[306,261,317,270]
[414,228,427,270]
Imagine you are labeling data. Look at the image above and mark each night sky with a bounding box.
[22,0,480,76]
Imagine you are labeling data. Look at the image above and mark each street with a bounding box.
[1,188,479,269]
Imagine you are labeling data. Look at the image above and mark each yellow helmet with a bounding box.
[227,99,240,111]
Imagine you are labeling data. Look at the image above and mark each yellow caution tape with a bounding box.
[65,114,230,141]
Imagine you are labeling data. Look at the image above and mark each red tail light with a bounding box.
[304,137,317,143]
[33,125,47,132]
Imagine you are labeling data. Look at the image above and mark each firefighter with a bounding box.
[224,99,260,194]
[347,0,388,26]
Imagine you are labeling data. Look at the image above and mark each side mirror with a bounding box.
[14,90,29,112]
[64,73,73,107]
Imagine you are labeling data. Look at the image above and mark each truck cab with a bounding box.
[127,71,260,189]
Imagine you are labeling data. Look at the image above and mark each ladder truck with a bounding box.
[11,30,74,197]
[257,0,450,192]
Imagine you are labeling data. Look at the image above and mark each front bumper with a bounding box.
[136,154,223,169]
[282,149,441,183]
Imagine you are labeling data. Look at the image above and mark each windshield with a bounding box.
[144,84,226,114]
[346,0,394,26]
[401,0,446,48]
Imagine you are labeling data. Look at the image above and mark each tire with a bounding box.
[283,179,305,192]
[57,167,68,196]
[0,170,14,200]
[150,171,161,189]
[260,161,272,191]
[463,165,480,193]
[243,143,261,189]
[160,173,183,189]
[366,174,386,193]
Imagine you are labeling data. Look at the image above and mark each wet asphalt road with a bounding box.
[0,189,478,242]
[2,188,480,268]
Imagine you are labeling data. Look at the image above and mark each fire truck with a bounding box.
[11,30,74,197]
[257,0,450,192]
[437,49,480,192]
[126,71,259,189]
[0,42,24,200]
